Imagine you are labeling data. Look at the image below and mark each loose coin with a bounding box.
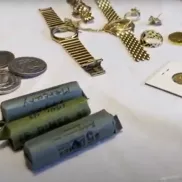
[172,73,182,85]
[168,32,182,44]
[8,57,47,78]
[0,70,21,95]
[0,51,15,69]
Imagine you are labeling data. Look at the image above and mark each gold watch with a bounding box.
[95,0,150,62]
[39,7,105,76]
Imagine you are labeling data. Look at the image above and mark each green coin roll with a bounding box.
[24,109,122,171]
[1,81,86,122]
[0,96,90,150]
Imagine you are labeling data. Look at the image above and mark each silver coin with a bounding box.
[0,70,21,95]
[0,51,15,69]
[8,57,47,78]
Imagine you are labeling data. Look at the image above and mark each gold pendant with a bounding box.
[79,19,149,61]
[102,19,134,35]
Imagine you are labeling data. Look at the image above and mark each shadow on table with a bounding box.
[0,141,9,149]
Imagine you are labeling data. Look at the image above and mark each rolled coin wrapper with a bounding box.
[1,81,86,122]
[24,109,122,171]
[0,96,90,150]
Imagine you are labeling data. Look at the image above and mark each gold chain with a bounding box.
[79,27,103,32]
[78,19,133,34]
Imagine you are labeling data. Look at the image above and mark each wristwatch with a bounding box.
[95,0,150,62]
[39,7,105,76]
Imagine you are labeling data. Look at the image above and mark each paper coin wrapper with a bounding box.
[1,81,86,122]
[145,61,182,97]
[24,109,122,171]
[0,96,90,150]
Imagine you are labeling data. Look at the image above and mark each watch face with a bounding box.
[103,19,135,35]
[51,25,78,40]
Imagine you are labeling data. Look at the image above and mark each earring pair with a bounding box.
[124,8,162,26]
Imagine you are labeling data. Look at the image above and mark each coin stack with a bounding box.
[0,81,122,172]
[0,81,90,148]
[0,51,47,95]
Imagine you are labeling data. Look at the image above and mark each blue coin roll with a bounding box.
[1,81,86,122]
[24,109,122,171]
[0,96,90,150]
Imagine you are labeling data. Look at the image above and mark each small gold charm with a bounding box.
[67,0,94,23]
[148,14,162,26]
[124,8,141,22]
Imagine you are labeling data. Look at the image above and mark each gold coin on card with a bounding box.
[172,73,182,84]
[168,32,182,45]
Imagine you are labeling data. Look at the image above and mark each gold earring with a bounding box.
[148,14,162,26]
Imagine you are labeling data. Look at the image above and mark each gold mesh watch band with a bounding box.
[95,0,120,22]
[39,7,64,27]
[95,0,150,61]
[39,7,105,76]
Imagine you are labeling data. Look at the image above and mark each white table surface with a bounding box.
[0,0,182,181]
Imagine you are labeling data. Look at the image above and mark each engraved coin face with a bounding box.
[168,32,182,44]
[0,51,15,69]
[8,57,47,78]
[0,70,21,95]
[172,73,182,84]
